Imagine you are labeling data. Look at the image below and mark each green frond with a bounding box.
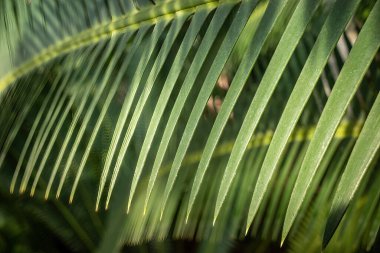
[0,0,379,252]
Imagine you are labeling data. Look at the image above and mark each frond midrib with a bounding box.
[0,0,239,93]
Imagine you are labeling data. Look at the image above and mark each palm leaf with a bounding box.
[323,93,380,247]
[0,0,379,252]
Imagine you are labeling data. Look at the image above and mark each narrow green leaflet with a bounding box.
[127,8,209,213]
[9,67,63,192]
[29,84,84,196]
[198,0,320,224]
[261,142,302,238]
[143,3,234,214]
[0,73,47,170]
[96,20,169,211]
[54,32,134,199]
[29,40,115,197]
[247,0,360,234]
[323,94,380,248]
[17,74,73,193]
[45,36,124,199]
[283,1,380,243]
[159,0,260,218]
[69,25,150,203]
[355,176,380,247]
[194,0,304,222]
[105,13,190,210]
[19,43,104,193]
[366,203,380,251]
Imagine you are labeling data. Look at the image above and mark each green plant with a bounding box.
[0,0,379,252]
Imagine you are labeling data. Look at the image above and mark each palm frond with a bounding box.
[0,0,379,252]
